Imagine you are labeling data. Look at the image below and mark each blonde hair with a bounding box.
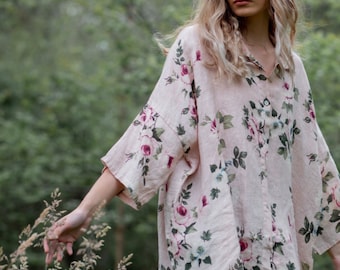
[159,0,298,79]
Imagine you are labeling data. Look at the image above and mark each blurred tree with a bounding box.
[303,0,340,34]
[0,0,339,269]
[0,0,192,268]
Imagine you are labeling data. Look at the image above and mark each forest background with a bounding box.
[0,0,339,269]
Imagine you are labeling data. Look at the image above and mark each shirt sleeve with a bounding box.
[293,53,340,254]
[101,26,200,209]
[313,122,340,254]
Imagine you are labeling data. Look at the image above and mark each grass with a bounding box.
[0,189,133,270]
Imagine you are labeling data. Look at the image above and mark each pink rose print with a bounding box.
[202,195,208,207]
[210,119,217,133]
[272,221,277,232]
[283,82,290,90]
[247,116,265,147]
[190,105,198,125]
[239,239,248,252]
[239,238,252,261]
[137,105,155,126]
[190,105,197,117]
[167,156,174,168]
[141,144,151,156]
[177,205,187,216]
[174,204,191,225]
[196,50,201,61]
[331,184,340,207]
[309,109,315,120]
[181,64,189,76]
[140,111,147,122]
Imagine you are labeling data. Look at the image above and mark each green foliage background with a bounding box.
[0,0,339,269]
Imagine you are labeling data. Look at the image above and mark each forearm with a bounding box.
[77,168,124,216]
[328,241,340,270]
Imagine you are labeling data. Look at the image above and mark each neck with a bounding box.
[241,12,272,47]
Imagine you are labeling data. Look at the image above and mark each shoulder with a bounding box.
[292,51,306,72]
[291,51,312,96]
[173,24,201,49]
[177,24,200,40]
[292,51,309,79]
[166,24,202,63]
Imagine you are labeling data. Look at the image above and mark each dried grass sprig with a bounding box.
[0,189,133,270]
[117,253,133,270]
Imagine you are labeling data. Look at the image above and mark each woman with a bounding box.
[44,0,340,269]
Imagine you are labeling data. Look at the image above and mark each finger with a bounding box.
[66,242,73,256]
[45,251,54,265]
[46,240,59,263]
[56,244,64,262]
[43,237,49,253]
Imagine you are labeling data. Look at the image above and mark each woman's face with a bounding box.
[227,0,270,18]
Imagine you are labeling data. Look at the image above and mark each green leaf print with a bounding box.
[218,139,226,155]
[246,77,256,86]
[234,146,240,157]
[322,171,335,192]
[152,127,164,142]
[330,209,340,223]
[298,216,323,244]
[249,100,256,109]
[203,256,212,265]
[181,183,192,201]
[182,107,190,114]
[185,262,192,270]
[286,261,296,270]
[282,101,293,113]
[210,188,220,200]
[201,231,212,241]
[273,242,284,255]
[184,222,197,234]
[228,173,236,184]
[257,74,267,81]
[210,164,218,173]
[177,124,186,136]
[336,223,340,233]
[142,165,149,176]
[176,40,183,58]
[277,133,290,159]
[232,146,247,169]
[215,111,234,129]
[222,115,234,129]
[293,87,300,101]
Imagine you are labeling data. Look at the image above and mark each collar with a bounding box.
[241,42,289,78]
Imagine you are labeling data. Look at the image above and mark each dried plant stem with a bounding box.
[0,189,133,270]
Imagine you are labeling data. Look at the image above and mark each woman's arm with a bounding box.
[44,169,124,264]
[328,242,340,270]
[77,168,124,216]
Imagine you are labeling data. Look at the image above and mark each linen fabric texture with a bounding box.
[101,25,340,270]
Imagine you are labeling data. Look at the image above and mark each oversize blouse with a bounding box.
[101,25,340,270]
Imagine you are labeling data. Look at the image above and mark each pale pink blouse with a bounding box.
[102,25,340,269]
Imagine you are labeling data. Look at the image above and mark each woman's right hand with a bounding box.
[43,208,92,265]
[43,169,124,265]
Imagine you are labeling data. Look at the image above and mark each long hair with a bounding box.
[159,0,298,79]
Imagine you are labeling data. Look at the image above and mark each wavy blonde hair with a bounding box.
[160,0,298,79]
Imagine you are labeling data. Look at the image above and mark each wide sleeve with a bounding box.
[101,26,201,209]
[292,53,340,255]
[312,122,340,254]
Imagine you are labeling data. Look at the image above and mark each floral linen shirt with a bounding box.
[101,25,340,270]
